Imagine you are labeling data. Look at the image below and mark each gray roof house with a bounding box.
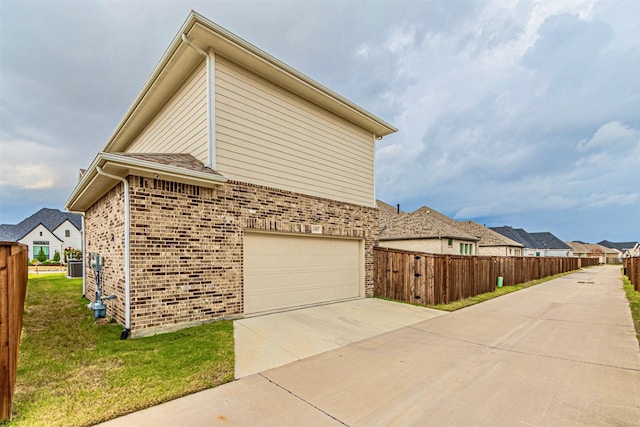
[0,208,82,261]
[598,240,640,258]
[378,201,479,255]
[456,220,524,256]
[490,226,572,257]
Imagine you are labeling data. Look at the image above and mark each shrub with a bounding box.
[37,247,47,263]
[53,251,61,262]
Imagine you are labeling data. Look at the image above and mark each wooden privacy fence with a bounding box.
[579,257,600,268]
[374,247,582,306]
[1,242,28,421]
[623,257,640,292]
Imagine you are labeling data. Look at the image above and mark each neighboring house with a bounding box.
[0,208,82,261]
[378,201,479,255]
[598,240,640,258]
[65,12,396,338]
[528,232,573,257]
[456,220,524,256]
[490,226,572,257]
[565,241,618,264]
[489,226,544,257]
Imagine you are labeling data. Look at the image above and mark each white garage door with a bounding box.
[244,233,362,315]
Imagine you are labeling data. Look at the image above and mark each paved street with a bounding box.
[98,265,640,427]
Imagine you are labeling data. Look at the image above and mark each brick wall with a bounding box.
[84,184,126,323]
[84,176,378,337]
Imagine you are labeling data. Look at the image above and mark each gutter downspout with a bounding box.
[182,34,215,169]
[96,167,131,337]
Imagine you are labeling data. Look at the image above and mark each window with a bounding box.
[65,229,70,237]
[39,231,43,236]
[459,243,464,254]
[33,241,50,260]
[536,252,541,257]
[448,239,453,247]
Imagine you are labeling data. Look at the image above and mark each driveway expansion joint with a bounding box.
[259,373,350,426]
[408,325,640,373]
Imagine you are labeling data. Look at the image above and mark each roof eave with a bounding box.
[65,152,228,212]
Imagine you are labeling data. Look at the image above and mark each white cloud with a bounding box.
[0,139,68,190]
[577,121,639,151]
[1,0,638,240]
[384,25,416,53]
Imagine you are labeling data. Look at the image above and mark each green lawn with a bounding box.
[7,274,234,427]
[622,275,640,347]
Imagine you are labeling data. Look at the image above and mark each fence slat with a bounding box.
[1,242,28,421]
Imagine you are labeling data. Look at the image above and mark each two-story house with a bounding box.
[65,11,396,338]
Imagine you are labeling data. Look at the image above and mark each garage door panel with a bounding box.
[244,233,362,315]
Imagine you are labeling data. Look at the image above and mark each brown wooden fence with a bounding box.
[623,257,640,292]
[0,242,29,421]
[579,257,600,268]
[374,247,584,305]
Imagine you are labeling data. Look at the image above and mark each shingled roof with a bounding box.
[119,153,225,176]
[598,240,640,251]
[490,226,541,248]
[565,241,616,255]
[0,208,82,242]
[528,232,571,250]
[378,201,477,241]
[456,221,524,248]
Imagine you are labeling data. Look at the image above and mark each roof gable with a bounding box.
[102,11,396,155]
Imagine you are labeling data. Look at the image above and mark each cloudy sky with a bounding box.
[1,0,638,243]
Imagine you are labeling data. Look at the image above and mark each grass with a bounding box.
[6,274,234,427]
[622,275,640,347]
[424,272,574,311]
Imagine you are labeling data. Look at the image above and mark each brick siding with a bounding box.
[84,176,378,337]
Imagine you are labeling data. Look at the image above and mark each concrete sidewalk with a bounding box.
[97,266,640,426]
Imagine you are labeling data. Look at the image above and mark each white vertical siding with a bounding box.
[126,63,208,162]
[215,57,375,207]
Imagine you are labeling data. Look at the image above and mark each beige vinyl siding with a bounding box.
[126,62,208,162]
[215,57,374,207]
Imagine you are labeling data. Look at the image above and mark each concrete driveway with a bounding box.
[97,265,640,426]
[234,298,447,378]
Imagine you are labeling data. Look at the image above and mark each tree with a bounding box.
[37,247,47,263]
